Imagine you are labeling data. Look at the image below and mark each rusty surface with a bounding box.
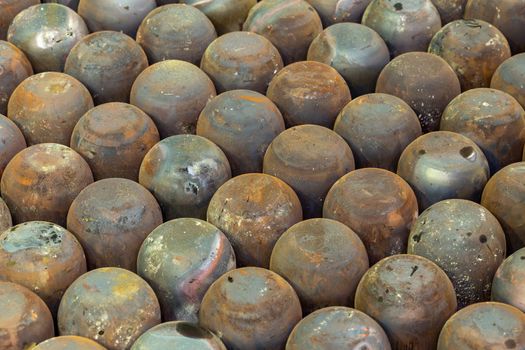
[196,90,285,175]
[130,60,216,138]
[270,218,369,313]
[437,302,525,349]
[266,61,351,128]
[207,173,302,268]
[324,168,418,264]
[8,72,94,146]
[355,254,457,350]
[0,0,40,40]
[0,197,12,233]
[0,281,54,350]
[34,336,107,350]
[397,131,490,211]
[0,143,94,227]
[65,31,148,105]
[431,0,467,24]
[408,199,506,308]
[286,306,391,350]
[199,267,302,350]
[0,41,33,115]
[307,23,390,97]
[0,114,26,179]
[200,31,283,94]
[440,88,525,174]
[492,247,525,313]
[263,125,355,218]
[334,93,422,170]
[376,52,461,132]
[7,3,88,72]
[70,102,160,181]
[139,135,231,221]
[305,0,372,26]
[137,218,235,322]
[58,267,161,350]
[243,0,323,65]
[491,53,525,109]
[429,19,511,91]
[42,0,80,10]
[67,178,163,271]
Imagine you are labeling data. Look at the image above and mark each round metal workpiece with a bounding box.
[0,115,26,179]
[492,247,525,312]
[0,0,40,40]
[305,0,372,26]
[0,41,33,115]
[34,336,107,350]
[491,53,525,109]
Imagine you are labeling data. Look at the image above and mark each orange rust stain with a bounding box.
[239,95,266,103]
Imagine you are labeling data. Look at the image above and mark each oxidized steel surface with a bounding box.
[200,31,283,94]
[431,0,467,24]
[305,0,372,26]
[376,52,461,132]
[139,135,231,220]
[42,0,80,10]
[0,0,40,40]
[8,72,94,146]
[492,247,525,312]
[207,173,302,268]
[286,306,391,350]
[324,168,418,264]
[34,336,107,350]
[362,0,442,57]
[263,124,355,218]
[0,143,94,227]
[0,41,33,115]
[65,31,148,105]
[7,3,88,72]
[137,218,236,322]
[440,88,525,174]
[131,322,226,350]
[266,61,351,128]
[437,302,525,349]
[355,254,457,350]
[0,114,26,179]
[333,93,422,170]
[0,281,54,350]
[270,218,369,313]
[408,199,506,308]
[130,60,216,138]
[58,267,161,350]
[196,90,285,175]
[67,178,163,271]
[307,23,390,97]
[70,102,160,181]
[429,19,511,91]
[397,131,490,210]
[0,197,12,232]
[136,4,216,65]
[199,267,302,350]
[491,53,525,109]
[243,0,323,65]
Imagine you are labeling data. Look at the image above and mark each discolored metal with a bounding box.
[70,102,160,181]
[491,53,525,109]
[7,3,88,73]
[8,72,94,146]
[67,178,163,271]
[286,306,391,350]
[334,93,422,170]
[263,125,355,218]
[196,90,285,175]
[270,218,369,314]
[0,114,26,179]
[307,23,390,97]
[0,281,54,350]
[0,41,33,115]
[305,0,372,26]
[137,218,235,322]
[440,88,525,174]
[397,131,490,211]
[207,173,302,268]
[139,135,231,220]
[243,0,323,65]
[355,254,457,350]
[200,31,283,94]
[182,0,257,35]
[199,267,302,350]
[429,19,511,91]
[481,162,525,252]
[0,143,94,227]
[266,61,351,128]
[34,336,107,350]
[408,199,506,308]
[42,0,80,11]
[130,60,216,138]
[136,4,216,65]
[362,0,442,58]
[465,0,525,54]
[324,168,418,264]
[131,321,226,350]
[65,31,148,105]
[437,302,525,349]
[492,247,525,312]
[78,0,156,38]
[0,0,40,40]
[376,52,461,132]
[431,0,467,24]
[0,197,12,232]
